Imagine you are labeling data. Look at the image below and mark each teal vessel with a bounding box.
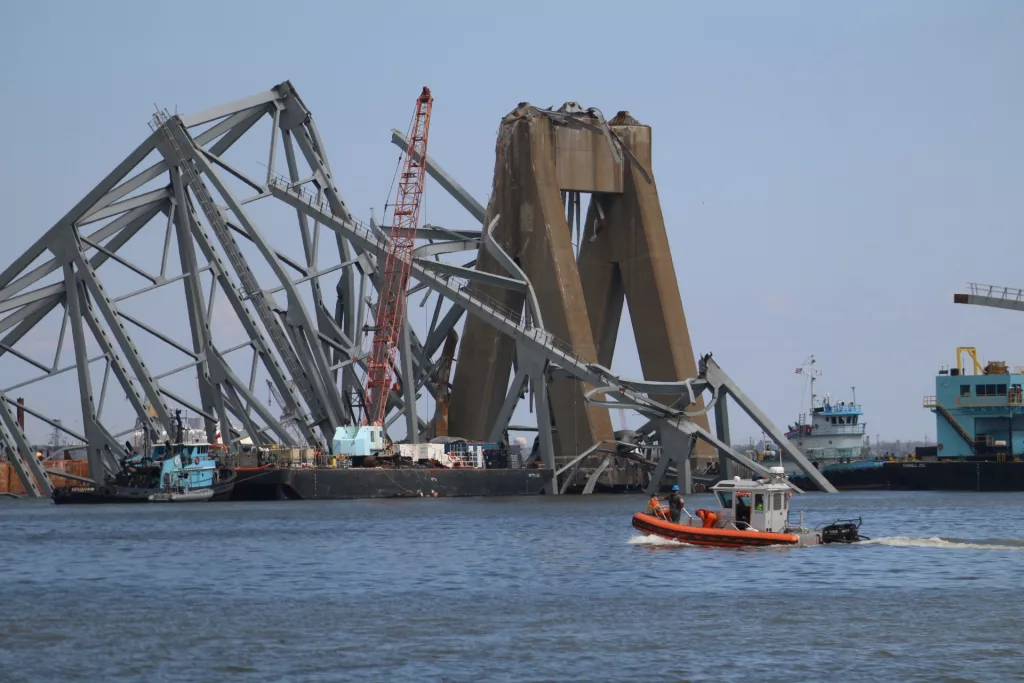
[924,347,1024,459]
[53,442,237,504]
[52,412,237,504]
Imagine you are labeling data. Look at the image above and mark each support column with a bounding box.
[400,316,418,442]
[169,167,219,443]
[517,340,557,494]
[714,393,733,480]
[657,423,694,495]
[577,113,712,457]
[487,367,529,443]
[62,264,124,484]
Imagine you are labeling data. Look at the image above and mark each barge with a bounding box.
[230,465,551,500]
[789,457,1024,492]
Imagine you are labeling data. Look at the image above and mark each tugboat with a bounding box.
[52,411,236,504]
[632,468,865,548]
[783,356,883,490]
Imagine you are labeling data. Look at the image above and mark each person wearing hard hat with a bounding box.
[667,485,685,524]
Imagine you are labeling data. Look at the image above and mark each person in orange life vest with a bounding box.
[696,509,718,528]
[647,493,667,519]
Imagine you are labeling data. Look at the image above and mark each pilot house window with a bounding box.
[961,384,971,396]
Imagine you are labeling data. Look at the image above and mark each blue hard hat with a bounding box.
[671,485,680,491]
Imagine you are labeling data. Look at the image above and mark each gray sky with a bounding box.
[2,0,1022,445]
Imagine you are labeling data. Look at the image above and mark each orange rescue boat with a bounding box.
[633,468,864,548]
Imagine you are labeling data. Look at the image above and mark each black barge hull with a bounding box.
[52,480,236,504]
[789,460,1024,492]
[230,467,552,501]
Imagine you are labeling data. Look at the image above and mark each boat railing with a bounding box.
[955,395,1024,407]
[820,403,862,414]
[967,282,1024,302]
[810,424,867,436]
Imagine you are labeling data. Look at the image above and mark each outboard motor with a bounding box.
[821,517,864,544]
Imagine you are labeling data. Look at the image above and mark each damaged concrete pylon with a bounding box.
[449,103,712,476]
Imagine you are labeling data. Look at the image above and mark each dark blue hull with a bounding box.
[52,475,236,504]
[231,466,551,500]
[789,460,1024,492]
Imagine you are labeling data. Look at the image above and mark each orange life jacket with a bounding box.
[696,509,718,528]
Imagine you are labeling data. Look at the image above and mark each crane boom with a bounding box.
[364,87,434,427]
[954,283,1024,313]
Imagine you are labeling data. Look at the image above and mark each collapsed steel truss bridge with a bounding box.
[0,81,836,497]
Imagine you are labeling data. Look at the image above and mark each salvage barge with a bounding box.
[228,433,552,500]
[230,465,550,500]
[788,458,1024,492]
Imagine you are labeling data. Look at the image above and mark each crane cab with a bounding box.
[710,468,793,533]
[332,425,385,457]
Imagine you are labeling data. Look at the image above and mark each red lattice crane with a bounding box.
[364,86,434,427]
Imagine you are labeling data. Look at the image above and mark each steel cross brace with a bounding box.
[164,179,309,448]
[0,393,52,497]
[155,114,330,442]
[62,265,140,482]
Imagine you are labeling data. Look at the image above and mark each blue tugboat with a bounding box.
[52,411,236,504]
[781,356,884,490]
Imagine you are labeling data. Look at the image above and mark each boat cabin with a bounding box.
[710,468,793,534]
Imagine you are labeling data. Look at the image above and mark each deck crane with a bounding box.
[333,87,433,460]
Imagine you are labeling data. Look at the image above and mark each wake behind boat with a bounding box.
[632,468,865,548]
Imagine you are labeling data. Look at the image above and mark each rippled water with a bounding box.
[2,491,1022,682]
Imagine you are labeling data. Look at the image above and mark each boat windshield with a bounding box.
[716,491,732,508]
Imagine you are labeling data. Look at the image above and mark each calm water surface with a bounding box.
[2,491,1023,682]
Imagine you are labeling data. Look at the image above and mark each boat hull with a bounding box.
[631,513,802,548]
[231,466,551,500]
[52,476,235,505]
[789,460,1024,492]
[149,489,215,502]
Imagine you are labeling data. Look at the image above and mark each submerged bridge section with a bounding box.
[0,82,837,497]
